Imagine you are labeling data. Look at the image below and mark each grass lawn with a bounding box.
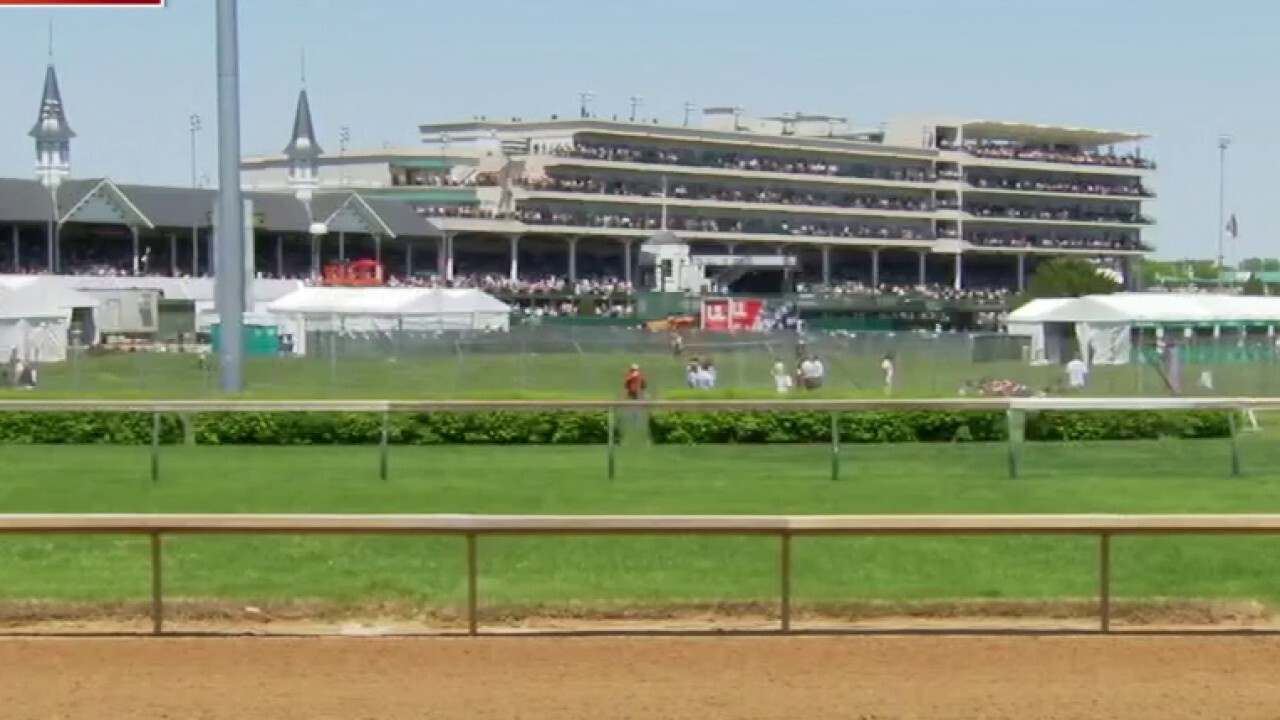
[2,435,1280,608]
[13,350,1280,399]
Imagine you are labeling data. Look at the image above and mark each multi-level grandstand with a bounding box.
[2,58,1153,331]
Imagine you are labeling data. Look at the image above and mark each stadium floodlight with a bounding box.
[577,91,595,119]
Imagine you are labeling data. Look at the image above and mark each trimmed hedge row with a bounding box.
[649,410,1233,444]
[0,409,1234,445]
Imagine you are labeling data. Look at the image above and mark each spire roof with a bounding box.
[283,88,323,159]
[29,64,74,142]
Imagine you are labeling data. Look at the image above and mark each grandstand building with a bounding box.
[243,107,1155,300]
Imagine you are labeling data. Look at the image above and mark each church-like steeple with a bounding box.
[30,63,74,188]
[283,87,323,200]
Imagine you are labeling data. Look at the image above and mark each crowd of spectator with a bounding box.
[946,140,1156,169]
[967,231,1142,251]
[968,175,1152,197]
[967,203,1151,225]
[797,279,1013,302]
[517,207,933,241]
[554,143,935,183]
[519,176,935,213]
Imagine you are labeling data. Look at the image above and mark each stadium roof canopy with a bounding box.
[0,178,440,237]
[1028,293,1280,325]
[959,120,1149,147]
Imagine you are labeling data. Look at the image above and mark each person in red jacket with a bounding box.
[623,364,647,400]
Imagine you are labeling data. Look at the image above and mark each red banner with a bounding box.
[701,298,765,332]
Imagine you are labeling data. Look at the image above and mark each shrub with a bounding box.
[0,409,1233,445]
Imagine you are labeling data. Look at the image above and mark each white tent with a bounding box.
[1006,298,1075,363]
[266,287,510,355]
[0,277,98,363]
[1007,293,1280,365]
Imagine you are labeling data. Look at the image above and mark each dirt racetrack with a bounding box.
[2,635,1280,719]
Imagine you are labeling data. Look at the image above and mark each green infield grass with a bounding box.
[0,434,1278,610]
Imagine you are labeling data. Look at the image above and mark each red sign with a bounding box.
[701,298,765,332]
[0,0,164,5]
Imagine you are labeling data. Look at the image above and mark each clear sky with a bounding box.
[0,0,1273,259]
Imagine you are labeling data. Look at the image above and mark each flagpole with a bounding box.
[1217,135,1231,288]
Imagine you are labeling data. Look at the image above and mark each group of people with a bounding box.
[555,143,935,183]
[520,176,937,213]
[949,141,1156,169]
[968,204,1151,225]
[519,206,932,241]
[967,232,1142,251]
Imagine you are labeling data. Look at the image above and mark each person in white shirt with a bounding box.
[700,360,717,390]
[798,355,823,390]
[685,359,700,389]
[772,361,793,393]
[880,355,895,394]
[1065,356,1088,390]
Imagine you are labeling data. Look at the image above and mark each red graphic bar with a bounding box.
[0,0,164,5]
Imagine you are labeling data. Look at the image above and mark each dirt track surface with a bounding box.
[2,636,1280,719]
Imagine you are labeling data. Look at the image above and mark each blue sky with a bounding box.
[0,0,1273,259]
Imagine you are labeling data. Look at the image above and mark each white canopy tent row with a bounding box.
[1007,293,1280,365]
[265,287,512,357]
[0,276,99,363]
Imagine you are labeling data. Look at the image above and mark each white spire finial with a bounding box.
[300,46,307,87]
[47,19,54,61]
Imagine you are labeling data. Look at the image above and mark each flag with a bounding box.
[1226,214,1239,240]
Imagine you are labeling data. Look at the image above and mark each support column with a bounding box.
[130,226,141,276]
[622,238,634,286]
[508,234,520,282]
[275,235,284,278]
[168,232,178,277]
[567,236,579,283]
[192,227,201,277]
[917,251,927,285]
[726,242,737,256]
[871,248,881,287]
[439,233,455,281]
[953,252,964,290]
[406,241,414,276]
[338,231,346,263]
[374,234,383,265]
[820,245,831,286]
[1016,254,1026,291]
[310,231,322,279]
[46,218,55,273]
[11,225,19,273]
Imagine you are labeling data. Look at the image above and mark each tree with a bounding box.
[1242,276,1267,296]
[1017,258,1121,307]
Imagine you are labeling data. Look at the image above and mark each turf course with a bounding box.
[2,433,1280,609]
[21,350,1280,398]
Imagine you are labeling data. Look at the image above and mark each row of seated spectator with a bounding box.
[415,206,517,219]
[517,208,932,241]
[967,203,1152,224]
[519,176,936,212]
[553,143,935,183]
[385,272,633,297]
[968,175,1152,197]
[967,232,1142,251]
[944,140,1156,169]
[796,279,1014,301]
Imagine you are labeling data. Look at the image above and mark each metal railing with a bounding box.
[5,512,1280,635]
[0,397,1265,482]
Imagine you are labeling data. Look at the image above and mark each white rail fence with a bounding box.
[0,397,1266,481]
[4,512,1280,635]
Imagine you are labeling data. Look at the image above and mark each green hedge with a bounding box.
[0,410,1234,446]
[647,410,1233,444]
[0,411,609,445]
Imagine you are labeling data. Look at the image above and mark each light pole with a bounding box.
[683,102,696,127]
[1217,135,1232,287]
[339,126,350,185]
[214,0,246,392]
[189,114,202,276]
[577,90,595,119]
[629,95,644,122]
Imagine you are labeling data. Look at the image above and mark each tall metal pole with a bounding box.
[215,0,245,392]
[189,114,201,277]
[1217,135,1231,287]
